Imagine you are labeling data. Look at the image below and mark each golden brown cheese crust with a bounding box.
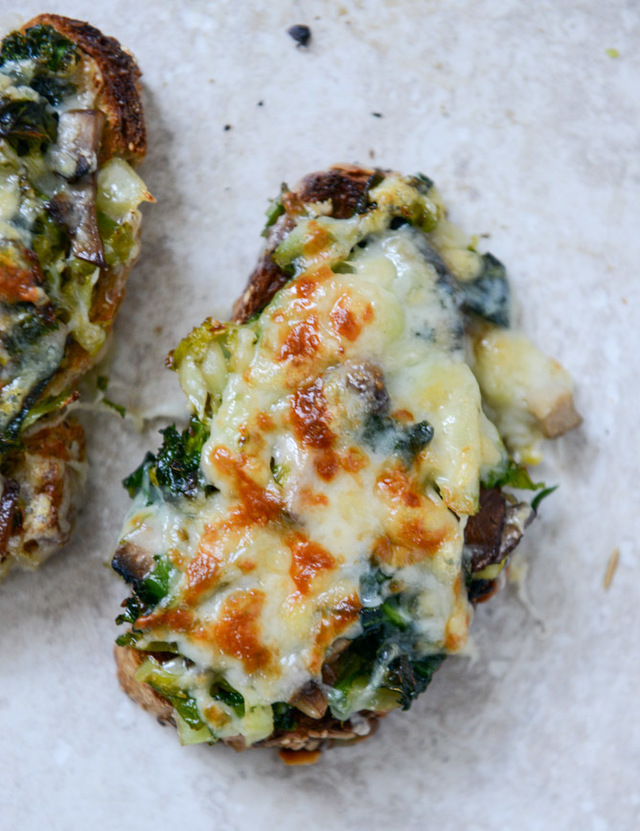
[115,164,578,760]
[119,166,394,756]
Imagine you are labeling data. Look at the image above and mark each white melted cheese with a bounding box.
[119,176,578,743]
[121,223,505,733]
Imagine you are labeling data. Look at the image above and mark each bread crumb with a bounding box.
[603,548,619,590]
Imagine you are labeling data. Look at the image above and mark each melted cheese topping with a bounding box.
[119,173,578,744]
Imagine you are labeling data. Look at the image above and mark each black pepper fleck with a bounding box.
[224,124,232,131]
[287,24,311,47]
[371,112,383,118]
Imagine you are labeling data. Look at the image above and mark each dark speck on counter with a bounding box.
[224,124,232,131]
[371,112,383,118]
[287,24,312,47]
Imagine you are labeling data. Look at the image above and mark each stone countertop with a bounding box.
[1,2,638,829]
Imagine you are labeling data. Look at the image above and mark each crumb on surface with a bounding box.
[604,548,619,590]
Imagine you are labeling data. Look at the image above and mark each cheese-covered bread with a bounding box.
[113,165,580,761]
[0,16,150,577]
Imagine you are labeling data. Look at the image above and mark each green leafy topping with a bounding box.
[0,25,79,73]
[483,459,540,490]
[30,74,76,106]
[114,554,175,625]
[328,570,446,717]
[136,555,175,606]
[483,460,558,511]
[411,172,435,193]
[102,397,126,418]
[212,682,245,717]
[458,252,510,327]
[136,658,210,735]
[531,485,558,512]
[155,417,210,498]
[0,100,58,146]
[384,653,446,710]
[122,451,155,500]
[262,189,286,235]
[363,413,434,464]
[115,630,142,648]
[96,375,109,391]
[115,592,148,626]
[21,388,75,430]
[272,702,296,731]
[122,417,213,502]
[97,212,137,268]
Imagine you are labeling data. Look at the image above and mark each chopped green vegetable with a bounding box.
[212,682,245,717]
[122,451,155,500]
[136,554,175,605]
[30,74,76,106]
[0,100,58,146]
[272,702,296,731]
[262,188,286,235]
[531,484,558,512]
[122,416,213,502]
[0,24,78,73]
[155,417,210,498]
[363,413,433,464]
[483,458,541,490]
[96,375,109,391]
[102,397,126,418]
[458,252,510,327]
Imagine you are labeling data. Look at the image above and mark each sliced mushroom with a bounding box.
[465,487,533,573]
[290,682,328,720]
[48,182,106,267]
[346,362,390,415]
[50,109,104,182]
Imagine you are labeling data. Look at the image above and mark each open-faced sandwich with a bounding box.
[113,165,580,763]
[0,15,150,578]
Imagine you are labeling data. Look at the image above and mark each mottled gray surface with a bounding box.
[1,2,638,829]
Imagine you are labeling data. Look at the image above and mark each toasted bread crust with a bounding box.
[232,164,380,323]
[114,645,173,723]
[0,416,87,575]
[115,642,384,753]
[23,14,146,162]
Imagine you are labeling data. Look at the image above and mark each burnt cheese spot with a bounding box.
[211,589,272,674]
[290,379,335,450]
[375,468,450,564]
[279,314,320,363]
[310,594,361,674]
[136,607,194,633]
[287,532,337,596]
[210,447,282,524]
[0,244,46,305]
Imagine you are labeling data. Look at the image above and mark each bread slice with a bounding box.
[114,165,579,760]
[0,16,149,576]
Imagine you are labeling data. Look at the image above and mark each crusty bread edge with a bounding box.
[19,15,148,396]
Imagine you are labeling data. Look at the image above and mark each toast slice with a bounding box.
[0,16,150,576]
[114,165,580,760]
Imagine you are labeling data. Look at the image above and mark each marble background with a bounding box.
[1,2,638,829]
